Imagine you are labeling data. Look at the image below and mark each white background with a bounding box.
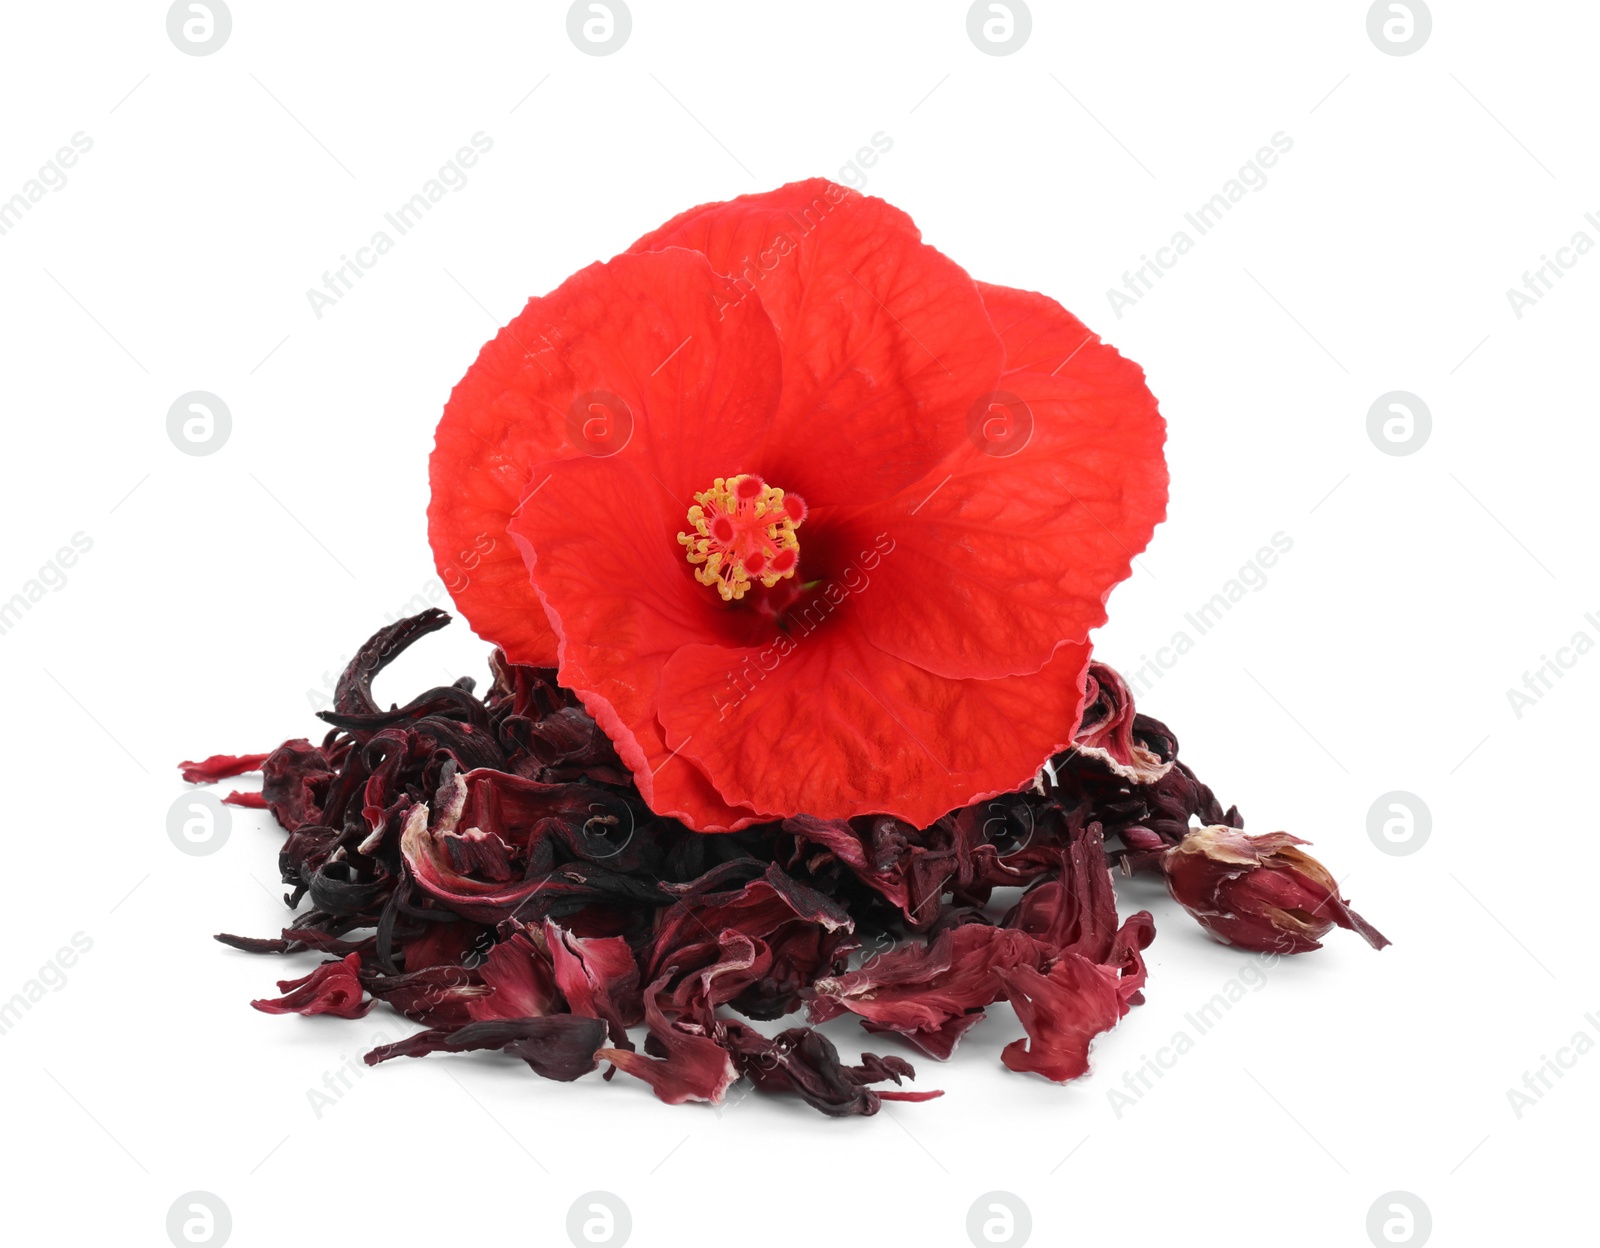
[1,2,1594,1245]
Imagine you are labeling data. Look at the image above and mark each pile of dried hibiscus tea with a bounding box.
[183,609,1386,1117]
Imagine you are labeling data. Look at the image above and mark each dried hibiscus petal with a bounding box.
[465,928,560,1022]
[543,921,641,1041]
[251,953,371,1019]
[996,954,1128,1082]
[178,752,271,784]
[365,1015,607,1082]
[364,964,487,1028]
[810,925,1047,1059]
[721,1022,943,1117]
[1071,663,1174,785]
[260,739,340,832]
[599,975,739,1106]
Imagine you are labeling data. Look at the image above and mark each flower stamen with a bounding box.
[678,474,806,601]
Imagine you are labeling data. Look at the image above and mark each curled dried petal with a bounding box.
[251,953,371,1019]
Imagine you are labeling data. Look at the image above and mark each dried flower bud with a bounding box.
[1161,826,1389,954]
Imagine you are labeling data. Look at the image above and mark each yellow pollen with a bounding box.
[677,474,806,601]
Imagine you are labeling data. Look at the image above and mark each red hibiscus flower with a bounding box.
[428,179,1166,831]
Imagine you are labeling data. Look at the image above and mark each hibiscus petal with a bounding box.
[849,283,1168,679]
[364,964,488,1028]
[507,452,773,829]
[178,752,270,784]
[783,814,913,914]
[428,247,783,665]
[646,863,853,1020]
[657,629,1092,827]
[259,739,339,832]
[365,1015,607,1082]
[1001,824,1127,963]
[996,954,1125,1083]
[544,921,642,1039]
[599,975,738,1106]
[722,1021,940,1116]
[629,178,1005,507]
[1071,662,1175,784]
[251,953,371,1019]
[809,925,1047,1052]
[465,930,561,1022]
